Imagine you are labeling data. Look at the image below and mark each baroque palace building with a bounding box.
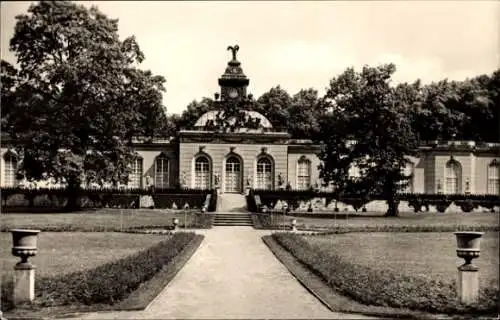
[1,47,499,196]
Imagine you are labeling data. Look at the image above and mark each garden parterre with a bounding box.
[273,232,499,315]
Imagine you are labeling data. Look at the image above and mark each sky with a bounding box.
[1,1,499,116]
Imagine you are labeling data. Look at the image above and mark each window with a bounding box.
[297,157,311,190]
[155,157,169,188]
[3,153,18,187]
[487,161,499,195]
[194,156,210,189]
[128,158,143,188]
[256,157,273,190]
[445,159,461,194]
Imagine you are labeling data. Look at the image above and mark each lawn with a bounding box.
[0,208,211,231]
[0,232,167,279]
[260,210,499,231]
[272,231,499,315]
[302,232,499,288]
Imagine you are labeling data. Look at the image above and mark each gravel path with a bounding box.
[79,227,374,319]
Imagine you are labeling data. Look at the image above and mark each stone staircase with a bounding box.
[213,193,253,226]
[213,213,253,226]
[217,193,248,213]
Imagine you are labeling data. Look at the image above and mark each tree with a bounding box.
[174,97,215,129]
[319,64,419,216]
[288,88,324,139]
[0,60,21,134]
[6,1,167,208]
[254,85,291,130]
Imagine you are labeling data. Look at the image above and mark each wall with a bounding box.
[135,146,178,188]
[287,152,321,189]
[178,142,288,190]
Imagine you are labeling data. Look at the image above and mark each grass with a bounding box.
[272,232,498,316]
[2,232,203,318]
[303,232,499,289]
[0,232,166,279]
[262,235,440,319]
[256,210,499,231]
[0,208,212,231]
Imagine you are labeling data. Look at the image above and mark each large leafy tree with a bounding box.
[288,88,324,139]
[4,1,167,208]
[319,64,420,216]
[254,85,291,130]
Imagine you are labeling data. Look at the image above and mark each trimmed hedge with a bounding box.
[1,187,217,212]
[248,189,500,213]
[1,232,197,310]
[273,233,498,315]
[252,213,499,233]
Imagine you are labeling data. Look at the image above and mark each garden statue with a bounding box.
[278,173,284,187]
[214,173,220,187]
[181,171,187,188]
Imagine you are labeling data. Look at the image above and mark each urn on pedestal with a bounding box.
[11,229,40,266]
[453,231,484,266]
[453,231,484,305]
[10,229,40,305]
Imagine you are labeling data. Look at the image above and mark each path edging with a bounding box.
[262,235,451,320]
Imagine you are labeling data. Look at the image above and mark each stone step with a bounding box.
[213,213,253,226]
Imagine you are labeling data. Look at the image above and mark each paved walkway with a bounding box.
[79,227,373,319]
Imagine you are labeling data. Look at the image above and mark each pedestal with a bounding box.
[14,263,36,305]
[457,264,479,304]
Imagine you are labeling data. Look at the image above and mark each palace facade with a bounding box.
[1,48,499,195]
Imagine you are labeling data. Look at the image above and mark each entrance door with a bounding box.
[225,156,241,193]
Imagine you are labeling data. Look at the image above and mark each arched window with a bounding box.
[445,159,461,194]
[256,157,273,190]
[3,152,18,187]
[155,156,169,188]
[487,160,499,195]
[194,156,210,189]
[128,158,143,188]
[297,157,311,190]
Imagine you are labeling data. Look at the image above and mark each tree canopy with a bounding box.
[319,64,421,216]
[2,1,169,206]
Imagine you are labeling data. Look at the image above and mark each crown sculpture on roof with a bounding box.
[227,45,239,61]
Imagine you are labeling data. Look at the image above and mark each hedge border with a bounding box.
[2,232,202,318]
[271,233,498,317]
[262,235,440,319]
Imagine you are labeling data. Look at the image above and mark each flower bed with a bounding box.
[272,233,498,315]
[2,232,198,310]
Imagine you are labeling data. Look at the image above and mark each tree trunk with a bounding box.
[385,196,400,217]
[384,177,400,217]
[64,177,82,211]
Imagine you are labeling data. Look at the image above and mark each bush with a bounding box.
[2,232,197,310]
[273,233,498,315]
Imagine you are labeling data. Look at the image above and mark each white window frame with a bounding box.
[155,156,170,188]
[194,156,211,189]
[128,158,143,188]
[445,159,461,194]
[3,152,18,187]
[256,157,273,190]
[487,161,499,195]
[296,157,311,190]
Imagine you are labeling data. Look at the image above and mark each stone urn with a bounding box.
[454,231,484,266]
[11,229,40,265]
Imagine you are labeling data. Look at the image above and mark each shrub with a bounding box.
[1,232,197,310]
[273,233,498,315]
